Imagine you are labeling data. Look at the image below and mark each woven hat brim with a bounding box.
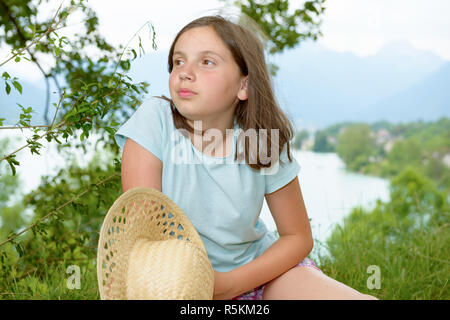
[96,187,213,300]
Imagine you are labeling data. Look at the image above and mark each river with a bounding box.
[2,131,391,259]
[259,149,390,259]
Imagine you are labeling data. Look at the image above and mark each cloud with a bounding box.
[86,0,233,51]
[318,0,450,59]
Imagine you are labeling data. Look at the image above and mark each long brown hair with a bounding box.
[156,15,295,170]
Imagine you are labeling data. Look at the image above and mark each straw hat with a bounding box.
[96,187,214,300]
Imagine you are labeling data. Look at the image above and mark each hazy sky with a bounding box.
[1,0,450,83]
[88,0,450,58]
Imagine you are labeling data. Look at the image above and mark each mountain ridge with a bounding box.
[1,40,448,130]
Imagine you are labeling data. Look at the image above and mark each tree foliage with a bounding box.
[1,0,153,166]
[315,118,449,193]
[220,0,326,75]
[312,129,334,152]
[0,0,153,298]
[0,142,118,298]
[229,0,326,54]
[292,129,309,150]
[336,123,377,172]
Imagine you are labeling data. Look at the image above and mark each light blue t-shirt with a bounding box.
[114,96,301,272]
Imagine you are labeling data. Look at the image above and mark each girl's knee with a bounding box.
[361,293,379,300]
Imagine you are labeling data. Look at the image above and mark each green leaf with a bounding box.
[5,82,11,95]
[121,59,130,71]
[12,81,22,94]
[304,1,319,15]
[14,56,20,63]
[150,24,158,51]
[53,135,62,144]
[2,71,10,79]
[6,155,20,175]
[138,35,145,56]
[104,126,115,136]
[130,84,140,94]
[59,36,68,45]
[14,242,25,257]
[60,10,69,19]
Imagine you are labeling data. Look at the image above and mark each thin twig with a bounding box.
[0,2,65,67]
[0,93,67,163]
[0,125,55,130]
[111,21,153,76]
[0,83,124,167]
[16,267,38,280]
[0,172,120,248]
[49,91,65,129]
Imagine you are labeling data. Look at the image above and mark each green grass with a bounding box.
[312,209,449,300]
[1,260,99,300]
[4,220,447,300]
[3,218,448,299]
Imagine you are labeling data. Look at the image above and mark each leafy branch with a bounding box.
[0,1,68,68]
[0,172,120,250]
[0,15,156,175]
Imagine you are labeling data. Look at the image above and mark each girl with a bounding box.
[115,15,377,300]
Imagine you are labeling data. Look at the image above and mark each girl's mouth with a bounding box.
[178,90,196,98]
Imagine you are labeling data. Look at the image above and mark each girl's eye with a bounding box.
[173,58,215,66]
[203,59,215,66]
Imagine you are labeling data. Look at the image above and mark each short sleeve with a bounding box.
[263,143,301,194]
[114,97,165,161]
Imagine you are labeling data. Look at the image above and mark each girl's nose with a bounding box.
[179,71,193,81]
[179,63,195,81]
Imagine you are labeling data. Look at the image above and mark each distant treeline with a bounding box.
[292,117,450,192]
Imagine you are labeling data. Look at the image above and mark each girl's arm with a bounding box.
[227,176,314,298]
[121,138,162,193]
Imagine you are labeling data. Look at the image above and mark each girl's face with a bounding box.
[169,26,248,129]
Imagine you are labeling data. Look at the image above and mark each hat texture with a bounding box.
[97,187,214,300]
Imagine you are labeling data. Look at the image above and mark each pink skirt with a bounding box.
[231,257,323,300]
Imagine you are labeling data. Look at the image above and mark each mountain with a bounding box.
[1,40,448,130]
[271,40,447,130]
[359,62,450,123]
[0,50,170,127]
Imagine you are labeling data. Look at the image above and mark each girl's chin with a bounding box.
[176,109,197,122]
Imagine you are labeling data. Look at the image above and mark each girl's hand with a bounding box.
[213,270,236,300]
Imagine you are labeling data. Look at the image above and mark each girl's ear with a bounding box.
[237,76,248,101]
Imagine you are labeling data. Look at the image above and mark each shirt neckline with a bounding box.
[188,117,238,161]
